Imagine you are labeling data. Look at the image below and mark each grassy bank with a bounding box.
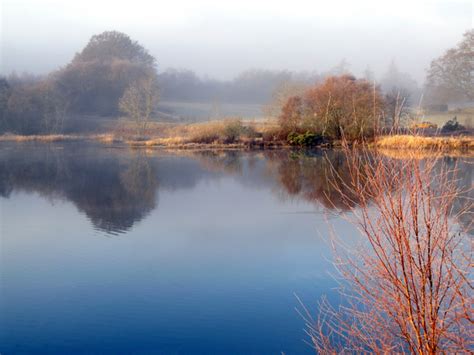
[374,135,474,150]
[123,119,284,148]
[0,120,285,148]
[0,133,118,143]
[1,120,473,152]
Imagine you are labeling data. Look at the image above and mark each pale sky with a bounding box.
[1,0,472,82]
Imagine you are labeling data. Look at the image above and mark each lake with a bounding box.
[0,143,471,354]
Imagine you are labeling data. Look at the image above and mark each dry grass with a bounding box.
[5,121,471,152]
[95,134,120,144]
[0,118,284,148]
[377,148,474,160]
[183,121,230,143]
[0,134,83,142]
[375,135,474,150]
[0,133,118,143]
[124,118,284,147]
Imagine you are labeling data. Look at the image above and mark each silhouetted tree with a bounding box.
[363,65,375,82]
[72,31,155,66]
[3,78,68,134]
[0,78,11,131]
[57,31,157,115]
[425,29,473,104]
[383,87,411,130]
[119,77,159,136]
[380,60,419,103]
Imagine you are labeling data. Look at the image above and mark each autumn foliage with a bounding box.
[279,75,384,142]
[302,145,473,353]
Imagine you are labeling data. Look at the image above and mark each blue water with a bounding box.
[2,144,469,354]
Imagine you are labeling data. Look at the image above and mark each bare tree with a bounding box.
[0,78,11,132]
[41,81,69,134]
[425,30,473,104]
[302,144,473,353]
[119,78,159,137]
[383,87,411,131]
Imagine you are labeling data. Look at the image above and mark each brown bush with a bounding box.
[279,75,384,141]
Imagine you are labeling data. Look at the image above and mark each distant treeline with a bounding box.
[157,68,317,104]
[0,29,471,135]
[156,61,423,105]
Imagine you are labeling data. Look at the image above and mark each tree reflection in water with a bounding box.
[0,144,159,235]
[0,143,471,235]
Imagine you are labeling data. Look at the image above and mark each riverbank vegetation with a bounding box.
[2,118,473,152]
[0,30,472,151]
[374,135,474,150]
[302,144,473,353]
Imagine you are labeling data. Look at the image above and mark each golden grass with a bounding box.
[0,133,118,143]
[2,128,472,154]
[94,134,119,143]
[0,118,282,148]
[0,134,82,142]
[124,118,283,147]
[375,135,474,150]
[377,148,474,160]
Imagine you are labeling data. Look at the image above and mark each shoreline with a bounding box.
[0,133,473,153]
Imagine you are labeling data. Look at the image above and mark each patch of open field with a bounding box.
[157,101,265,121]
[420,107,474,128]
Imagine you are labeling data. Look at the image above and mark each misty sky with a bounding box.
[1,0,472,83]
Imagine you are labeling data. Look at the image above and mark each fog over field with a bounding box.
[1,0,471,82]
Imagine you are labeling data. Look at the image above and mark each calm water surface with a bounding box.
[0,143,471,354]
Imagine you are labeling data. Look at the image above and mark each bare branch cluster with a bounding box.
[304,144,473,353]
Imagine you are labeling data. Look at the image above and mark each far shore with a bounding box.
[1,132,473,154]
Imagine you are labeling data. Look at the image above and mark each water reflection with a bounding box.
[0,143,472,235]
[0,143,472,354]
[0,146,158,234]
[265,150,358,209]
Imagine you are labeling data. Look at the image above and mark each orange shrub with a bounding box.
[279,75,384,141]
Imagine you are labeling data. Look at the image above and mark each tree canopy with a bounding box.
[279,75,384,141]
[57,31,157,115]
[425,30,473,104]
[72,31,156,67]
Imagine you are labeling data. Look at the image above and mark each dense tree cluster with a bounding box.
[57,31,158,115]
[0,31,158,134]
[0,29,471,135]
[0,74,68,134]
[278,75,384,142]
